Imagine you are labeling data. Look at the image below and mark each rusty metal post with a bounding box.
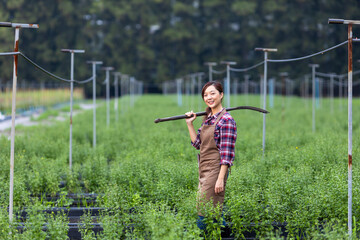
[204,62,217,82]
[255,48,277,155]
[347,23,353,238]
[0,22,38,223]
[309,64,319,133]
[102,67,114,126]
[87,61,102,148]
[220,61,237,108]
[328,18,360,237]
[9,27,20,225]
[61,49,85,170]
[113,72,121,122]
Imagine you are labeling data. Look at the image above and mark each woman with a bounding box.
[185,81,237,229]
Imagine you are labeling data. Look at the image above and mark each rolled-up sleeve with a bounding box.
[219,118,237,166]
[191,127,202,150]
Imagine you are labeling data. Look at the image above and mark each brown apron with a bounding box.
[197,109,228,216]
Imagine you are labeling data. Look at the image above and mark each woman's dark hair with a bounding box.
[201,81,224,121]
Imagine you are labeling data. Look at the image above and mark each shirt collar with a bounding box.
[207,108,225,121]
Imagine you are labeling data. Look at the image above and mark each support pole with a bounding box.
[87,61,102,148]
[113,72,121,122]
[255,48,277,155]
[220,61,237,108]
[204,62,217,82]
[176,78,182,107]
[61,49,85,170]
[309,64,319,133]
[9,28,20,224]
[102,67,114,126]
[347,24,353,238]
[0,22,39,223]
[280,72,288,123]
[244,74,250,105]
[330,73,335,114]
[328,18,359,237]
[196,73,204,111]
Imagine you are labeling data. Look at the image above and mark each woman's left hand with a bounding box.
[215,178,224,194]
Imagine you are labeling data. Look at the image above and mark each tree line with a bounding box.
[0,0,359,94]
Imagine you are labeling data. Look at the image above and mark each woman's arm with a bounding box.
[185,111,197,143]
[215,164,228,194]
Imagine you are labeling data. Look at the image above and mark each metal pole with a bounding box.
[177,78,182,107]
[244,74,250,105]
[204,62,217,82]
[197,73,204,111]
[190,74,195,110]
[87,61,102,148]
[305,74,309,108]
[4,22,38,223]
[280,72,288,123]
[263,53,267,155]
[269,78,274,108]
[220,61,236,108]
[102,67,114,126]
[309,64,319,133]
[9,27,20,224]
[130,77,135,107]
[328,23,360,235]
[114,72,121,122]
[347,23,353,237]
[330,73,335,114]
[255,48,277,155]
[61,49,85,170]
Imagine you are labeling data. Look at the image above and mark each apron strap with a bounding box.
[214,108,226,125]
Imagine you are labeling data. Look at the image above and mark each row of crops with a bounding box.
[0,94,359,239]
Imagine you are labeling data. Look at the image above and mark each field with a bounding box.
[0,88,84,114]
[0,94,359,239]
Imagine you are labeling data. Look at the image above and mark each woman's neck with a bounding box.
[211,105,223,115]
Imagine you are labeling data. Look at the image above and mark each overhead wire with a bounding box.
[20,52,93,84]
[230,61,265,72]
[268,40,348,63]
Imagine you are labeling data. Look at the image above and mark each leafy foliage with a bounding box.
[0,94,359,238]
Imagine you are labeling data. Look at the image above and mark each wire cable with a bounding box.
[74,76,93,84]
[20,52,93,84]
[20,52,73,83]
[315,72,337,78]
[230,61,265,72]
[211,69,226,74]
[268,40,348,63]
[338,70,360,78]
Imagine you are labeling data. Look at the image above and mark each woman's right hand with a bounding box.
[185,111,196,124]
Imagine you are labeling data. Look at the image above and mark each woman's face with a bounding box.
[203,85,223,109]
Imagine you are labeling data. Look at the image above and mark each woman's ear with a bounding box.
[220,92,224,100]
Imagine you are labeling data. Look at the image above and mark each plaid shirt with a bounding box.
[192,109,237,166]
